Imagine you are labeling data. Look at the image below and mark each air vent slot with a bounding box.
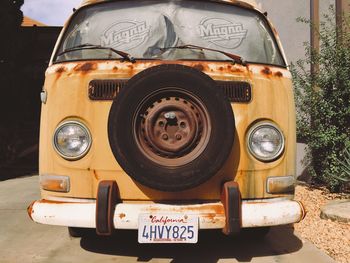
[89,79,251,103]
[88,79,127,100]
[217,81,252,103]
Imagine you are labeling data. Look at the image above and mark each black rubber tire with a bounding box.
[108,64,235,191]
[68,227,95,238]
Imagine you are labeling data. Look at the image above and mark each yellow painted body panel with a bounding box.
[40,60,296,201]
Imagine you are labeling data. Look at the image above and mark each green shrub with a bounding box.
[291,7,350,192]
[336,143,350,183]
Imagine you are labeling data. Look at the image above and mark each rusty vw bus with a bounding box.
[28,0,305,242]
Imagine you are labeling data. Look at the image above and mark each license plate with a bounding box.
[138,214,198,243]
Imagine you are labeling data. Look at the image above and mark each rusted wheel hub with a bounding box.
[108,64,235,191]
[135,90,211,167]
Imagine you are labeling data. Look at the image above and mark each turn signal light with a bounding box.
[267,176,295,194]
[40,175,70,192]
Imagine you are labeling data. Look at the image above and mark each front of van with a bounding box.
[28,0,304,242]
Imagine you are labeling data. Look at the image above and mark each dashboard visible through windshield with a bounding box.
[55,0,285,66]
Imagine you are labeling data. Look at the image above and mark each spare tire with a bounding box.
[108,64,234,191]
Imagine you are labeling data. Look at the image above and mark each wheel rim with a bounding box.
[133,88,211,167]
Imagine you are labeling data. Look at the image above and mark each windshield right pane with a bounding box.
[56,0,285,66]
[167,1,285,65]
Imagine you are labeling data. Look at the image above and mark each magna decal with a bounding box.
[101,20,150,50]
[199,18,247,49]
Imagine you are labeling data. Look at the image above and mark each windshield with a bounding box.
[55,0,285,66]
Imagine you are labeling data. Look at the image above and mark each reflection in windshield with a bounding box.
[55,0,285,66]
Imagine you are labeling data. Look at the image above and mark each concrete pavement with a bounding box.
[0,176,336,263]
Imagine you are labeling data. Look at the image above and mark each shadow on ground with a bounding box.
[80,225,302,262]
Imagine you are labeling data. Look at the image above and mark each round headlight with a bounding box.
[53,121,92,160]
[247,122,285,162]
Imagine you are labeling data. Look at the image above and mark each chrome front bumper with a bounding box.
[28,198,305,229]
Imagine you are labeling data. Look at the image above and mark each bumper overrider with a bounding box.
[28,181,305,235]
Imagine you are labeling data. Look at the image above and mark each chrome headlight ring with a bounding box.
[247,121,285,162]
[53,120,92,160]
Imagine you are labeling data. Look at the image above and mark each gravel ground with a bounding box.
[294,183,350,263]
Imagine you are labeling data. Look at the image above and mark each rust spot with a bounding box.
[203,213,217,221]
[54,73,61,82]
[53,66,67,81]
[197,204,225,214]
[177,204,225,215]
[297,201,307,221]
[38,199,76,204]
[74,62,97,72]
[261,67,272,75]
[274,71,283,77]
[148,207,161,213]
[55,66,66,73]
[93,170,99,180]
[113,66,119,71]
[193,64,204,71]
[272,26,279,37]
[219,66,224,71]
[145,203,224,215]
[230,67,244,73]
[27,201,35,220]
[119,213,126,219]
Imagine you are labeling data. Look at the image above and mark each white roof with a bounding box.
[80,0,259,10]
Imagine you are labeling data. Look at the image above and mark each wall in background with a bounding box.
[0,26,61,180]
[256,0,334,64]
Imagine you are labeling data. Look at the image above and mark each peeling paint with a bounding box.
[28,199,305,229]
[261,67,272,75]
[55,66,66,74]
[274,71,283,77]
[47,60,290,81]
[27,201,35,221]
[193,64,205,71]
[73,62,97,72]
[119,213,126,219]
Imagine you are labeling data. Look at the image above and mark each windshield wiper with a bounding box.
[57,43,136,63]
[160,44,246,65]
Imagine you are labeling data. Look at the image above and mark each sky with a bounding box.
[21,0,82,26]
